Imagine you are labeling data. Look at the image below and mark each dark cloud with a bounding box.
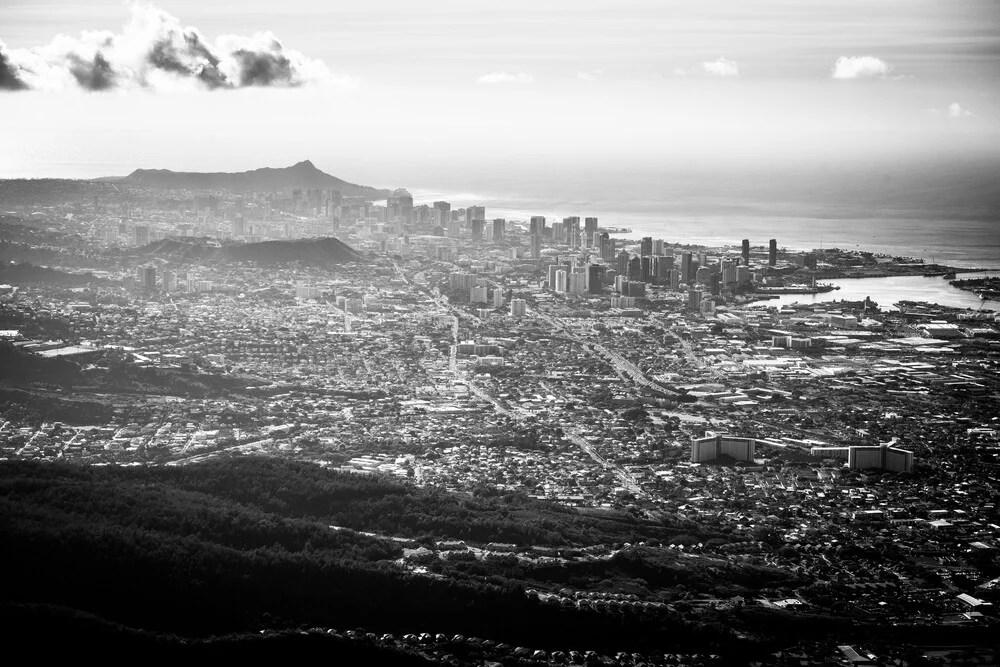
[183,30,221,68]
[232,49,296,87]
[68,52,116,91]
[0,45,28,91]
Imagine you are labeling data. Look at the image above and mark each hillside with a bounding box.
[137,236,362,265]
[222,237,362,264]
[121,160,389,197]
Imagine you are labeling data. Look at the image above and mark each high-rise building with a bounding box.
[530,216,546,236]
[628,256,641,281]
[687,288,702,311]
[737,265,751,286]
[564,217,581,249]
[554,269,569,293]
[721,260,737,287]
[399,193,413,225]
[640,237,653,257]
[434,201,451,229]
[623,281,645,297]
[551,221,566,243]
[617,250,630,277]
[690,433,755,463]
[471,219,484,243]
[652,239,665,256]
[848,444,914,473]
[470,285,488,304]
[140,265,157,291]
[640,256,653,282]
[548,264,571,290]
[599,232,612,261]
[584,217,598,246]
[681,252,693,284]
[134,225,150,247]
[492,288,505,308]
[586,264,604,295]
[768,239,777,266]
[668,269,680,289]
[741,239,750,265]
[530,235,541,259]
[492,219,506,244]
[467,205,485,227]
[510,298,527,317]
[654,255,673,282]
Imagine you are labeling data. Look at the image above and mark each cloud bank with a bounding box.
[476,72,534,84]
[672,57,739,77]
[947,102,973,118]
[702,57,739,77]
[832,56,890,79]
[0,3,340,92]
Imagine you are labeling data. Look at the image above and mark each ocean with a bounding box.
[406,160,1000,270]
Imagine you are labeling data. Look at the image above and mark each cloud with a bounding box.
[831,56,891,80]
[947,102,973,118]
[672,58,738,77]
[576,69,602,81]
[476,72,534,84]
[0,2,342,92]
[701,57,739,77]
[0,41,29,90]
[923,102,973,119]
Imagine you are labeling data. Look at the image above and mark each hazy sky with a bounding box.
[1,0,998,184]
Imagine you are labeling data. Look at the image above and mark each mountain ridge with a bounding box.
[137,236,363,265]
[119,160,389,197]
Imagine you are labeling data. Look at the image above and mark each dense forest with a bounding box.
[1,458,991,659]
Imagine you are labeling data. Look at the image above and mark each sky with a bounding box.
[0,0,998,188]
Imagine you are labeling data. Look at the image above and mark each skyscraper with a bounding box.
[586,264,604,295]
[530,235,541,259]
[742,239,750,265]
[492,218,506,244]
[467,205,485,229]
[564,216,581,249]
[721,259,737,287]
[584,217,598,247]
[548,264,571,290]
[617,250,630,276]
[681,252,693,284]
[434,201,451,228]
[471,219,484,243]
[687,288,701,311]
[530,216,546,236]
[599,232,612,261]
[554,270,569,293]
[640,237,653,257]
[654,255,674,282]
[141,265,157,291]
[769,239,777,266]
[628,256,641,281]
[640,256,652,282]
